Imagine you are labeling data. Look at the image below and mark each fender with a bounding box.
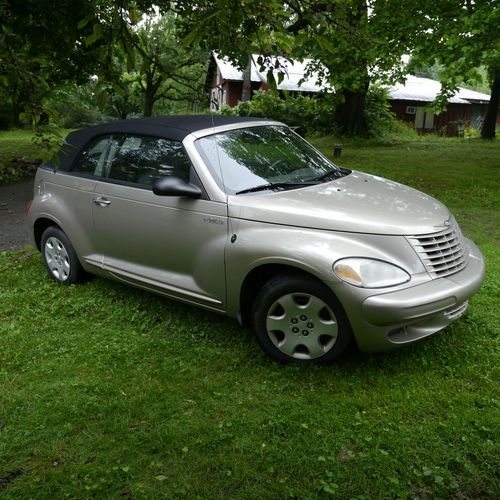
[225,217,426,319]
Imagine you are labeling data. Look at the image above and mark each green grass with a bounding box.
[1,138,499,498]
[0,129,42,185]
[0,129,41,160]
[0,129,72,185]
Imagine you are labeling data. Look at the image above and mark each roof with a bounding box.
[213,53,330,93]
[212,53,490,104]
[58,115,272,171]
[387,75,491,104]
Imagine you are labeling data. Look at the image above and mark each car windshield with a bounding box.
[195,125,349,195]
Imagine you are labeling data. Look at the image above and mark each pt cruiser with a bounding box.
[27,116,484,363]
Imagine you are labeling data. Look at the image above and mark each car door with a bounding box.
[91,134,228,311]
[53,135,110,269]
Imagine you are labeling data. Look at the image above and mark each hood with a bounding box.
[228,171,450,236]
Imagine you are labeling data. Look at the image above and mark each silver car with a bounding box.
[26,116,484,363]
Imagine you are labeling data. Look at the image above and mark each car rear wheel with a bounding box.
[41,227,86,284]
[251,273,353,364]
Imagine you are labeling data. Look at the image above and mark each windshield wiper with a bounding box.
[235,181,318,195]
[313,167,351,182]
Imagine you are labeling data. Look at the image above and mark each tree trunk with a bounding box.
[481,71,499,139]
[11,97,23,128]
[334,0,369,137]
[143,71,155,117]
[241,55,252,102]
[335,87,369,137]
[144,92,154,116]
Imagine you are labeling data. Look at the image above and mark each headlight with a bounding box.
[333,258,410,288]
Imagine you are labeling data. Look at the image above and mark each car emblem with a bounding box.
[434,218,451,229]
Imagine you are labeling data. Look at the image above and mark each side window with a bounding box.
[72,136,111,175]
[107,135,192,186]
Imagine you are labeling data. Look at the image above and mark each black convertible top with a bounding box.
[57,115,274,171]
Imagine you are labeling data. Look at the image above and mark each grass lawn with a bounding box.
[0,129,71,185]
[1,136,499,498]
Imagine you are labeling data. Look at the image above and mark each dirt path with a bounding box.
[0,179,34,252]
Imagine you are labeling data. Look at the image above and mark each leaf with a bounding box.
[266,70,277,91]
[317,36,336,55]
[129,8,141,26]
[77,17,90,30]
[182,29,198,48]
[85,23,103,46]
[155,475,168,481]
[97,91,107,110]
[111,83,124,95]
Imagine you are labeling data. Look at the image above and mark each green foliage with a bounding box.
[363,86,397,139]
[409,0,500,138]
[222,87,400,138]
[0,129,40,184]
[47,85,103,129]
[0,0,105,127]
[177,0,425,135]
[221,90,336,134]
[1,138,499,497]
[102,74,143,120]
[0,129,73,184]
[96,13,208,117]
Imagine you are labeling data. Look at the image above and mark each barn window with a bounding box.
[415,107,435,130]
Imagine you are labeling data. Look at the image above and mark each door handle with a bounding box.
[93,196,111,207]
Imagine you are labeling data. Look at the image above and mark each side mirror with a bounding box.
[152,176,202,198]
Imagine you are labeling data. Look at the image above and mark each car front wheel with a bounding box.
[251,273,353,364]
[41,227,86,285]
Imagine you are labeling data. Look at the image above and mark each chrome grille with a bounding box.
[406,219,468,278]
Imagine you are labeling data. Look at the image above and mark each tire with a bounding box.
[41,226,86,285]
[251,273,354,364]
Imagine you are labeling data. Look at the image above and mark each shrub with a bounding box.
[221,87,407,139]
[221,90,336,135]
[364,86,398,139]
[47,87,103,129]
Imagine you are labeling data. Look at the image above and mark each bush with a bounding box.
[47,87,103,129]
[364,86,398,139]
[0,157,40,184]
[221,87,407,139]
[221,90,336,135]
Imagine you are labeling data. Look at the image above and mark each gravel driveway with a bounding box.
[0,179,34,252]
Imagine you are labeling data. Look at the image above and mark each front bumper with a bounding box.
[348,238,484,352]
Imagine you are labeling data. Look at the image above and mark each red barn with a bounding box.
[389,75,495,136]
[206,53,329,110]
[206,54,498,136]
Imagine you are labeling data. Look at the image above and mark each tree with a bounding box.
[176,0,423,136]
[0,0,105,127]
[78,6,207,117]
[410,0,500,139]
[126,14,207,117]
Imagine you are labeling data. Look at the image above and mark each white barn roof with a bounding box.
[213,53,261,82]
[213,53,330,93]
[212,53,490,103]
[387,75,490,104]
